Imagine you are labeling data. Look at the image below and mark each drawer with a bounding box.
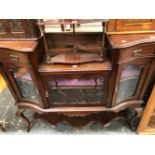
[0,49,29,64]
[119,44,155,62]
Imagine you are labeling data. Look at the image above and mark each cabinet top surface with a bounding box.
[0,40,38,52]
[107,33,155,49]
[38,59,112,73]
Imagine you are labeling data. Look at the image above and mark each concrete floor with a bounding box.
[0,88,135,134]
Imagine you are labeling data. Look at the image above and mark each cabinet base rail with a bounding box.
[15,100,144,132]
[17,100,143,114]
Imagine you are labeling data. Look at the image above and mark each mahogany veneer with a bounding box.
[0,19,154,132]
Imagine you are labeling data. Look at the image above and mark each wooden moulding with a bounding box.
[38,59,112,73]
[16,100,143,115]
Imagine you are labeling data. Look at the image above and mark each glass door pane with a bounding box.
[117,64,142,103]
[12,67,39,103]
[47,77,104,105]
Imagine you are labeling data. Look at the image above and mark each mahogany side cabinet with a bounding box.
[0,19,154,131]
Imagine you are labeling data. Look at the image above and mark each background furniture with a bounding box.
[137,85,155,134]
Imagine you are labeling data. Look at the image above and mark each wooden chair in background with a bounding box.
[137,85,155,134]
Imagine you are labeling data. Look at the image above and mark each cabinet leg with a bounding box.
[16,109,31,132]
[128,107,143,131]
[0,123,5,131]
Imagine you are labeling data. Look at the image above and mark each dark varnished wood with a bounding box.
[0,40,38,52]
[39,59,112,73]
[39,20,106,70]
[0,19,155,132]
[40,72,110,107]
[15,109,131,132]
[45,33,103,49]
[107,33,155,108]
[16,109,31,132]
[16,101,143,132]
[0,49,30,64]
[0,123,5,131]
[46,52,103,64]
[112,58,152,107]
[118,44,155,64]
[107,33,155,49]
[17,100,143,114]
[0,38,46,108]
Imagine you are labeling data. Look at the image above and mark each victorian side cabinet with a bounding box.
[0,19,155,132]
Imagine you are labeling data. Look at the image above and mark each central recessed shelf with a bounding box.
[38,59,112,73]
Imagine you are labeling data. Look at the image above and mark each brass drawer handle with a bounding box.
[9,54,19,62]
[132,49,142,57]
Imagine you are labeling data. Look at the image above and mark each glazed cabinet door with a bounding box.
[40,73,109,107]
[112,58,152,106]
[2,62,43,107]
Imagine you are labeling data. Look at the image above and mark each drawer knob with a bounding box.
[132,49,142,57]
[9,54,19,62]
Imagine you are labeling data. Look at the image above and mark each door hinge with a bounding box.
[45,90,49,97]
